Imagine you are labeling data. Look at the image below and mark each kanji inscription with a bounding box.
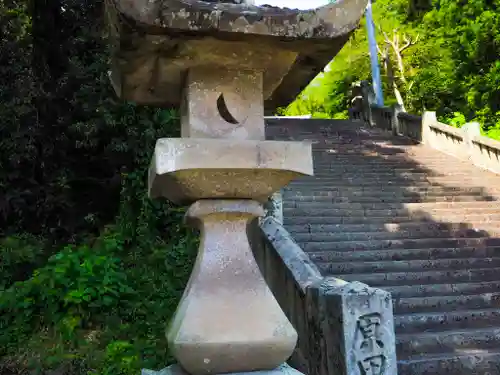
[354,313,386,375]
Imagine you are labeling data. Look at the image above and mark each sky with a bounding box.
[253,0,330,9]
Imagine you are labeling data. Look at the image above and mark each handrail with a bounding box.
[472,134,500,151]
[428,121,463,139]
[251,217,398,375]
[350,98,500,175]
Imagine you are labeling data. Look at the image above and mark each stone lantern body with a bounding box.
[104,1,368,374]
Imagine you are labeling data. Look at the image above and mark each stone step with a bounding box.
[385,281,500,299]
[284,186,492,195]
[284,206,500,218]
[292,228,500,243]
[393,292,500,314]
[302,171,473,179]
[287,222,500,235]
[284,214,500,225]
[310,166,480,173]
[311,152,463,156]
[284,194,494,204]
[284,194,497,205]
[395,308,500,334]
[302,238,500,252]
[311,158,471,164]
[398,349,500,375]
[313,168,491,176]
[291,173,493,180]
[317,257,500,276]
[309,172,473,180]
[288,178,500,187]
[283,185,500,194]
[312,153,462,158]
[334,267,500,287]
[307,247,500,263]
[270,121,500,375]
[312,164,475,171]
[284,186,500,195]
[397,327,500,359]
[285,201,500,211]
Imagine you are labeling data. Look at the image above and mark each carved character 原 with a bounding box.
[354,313,386,375]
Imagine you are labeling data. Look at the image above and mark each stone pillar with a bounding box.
[422,111,438,146]
[391,104,403,136]
[145,67,313,375]
[462,121,481,160]
[168,200,297,375]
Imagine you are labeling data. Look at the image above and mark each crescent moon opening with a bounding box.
[217,93,240,124]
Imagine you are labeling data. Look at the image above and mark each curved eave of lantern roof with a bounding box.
[112,0,367,39]
[107,0,368,111]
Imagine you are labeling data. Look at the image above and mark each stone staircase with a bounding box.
[266,118,500,375]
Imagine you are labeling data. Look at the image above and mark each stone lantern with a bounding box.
[104,1,368,374]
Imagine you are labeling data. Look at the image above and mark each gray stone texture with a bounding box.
[263,191,284,225]
[166,200,298,375]
[105,0,368,111]
[142,363,305,375]
[264,117,500,375]
[255,217,398,375]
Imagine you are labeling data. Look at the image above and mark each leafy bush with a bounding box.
[0,1,200,374]
[0,227,198,373]
[0,241,128,347]
[442,112,467,128]
[0,234,46,290]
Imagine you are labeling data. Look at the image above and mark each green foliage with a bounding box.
[0,240,129,349]
[0,234,46,290]
[442,112,467,128]
[96,341,141,375]
[0,227,198,373]
[0,1,199,374]
[0,0,182,241]
[284,0,500,140]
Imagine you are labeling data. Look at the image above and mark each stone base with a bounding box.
[166,200,297,375]
[142,363,303,375]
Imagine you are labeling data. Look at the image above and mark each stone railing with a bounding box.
[370,105,393,132]
[350,103,500,175]
[422,113,500,175]
[397,112,422,141]
[249,217,398,375]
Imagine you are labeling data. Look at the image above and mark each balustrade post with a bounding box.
[391,104,403,136]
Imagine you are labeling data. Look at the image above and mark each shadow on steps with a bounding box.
[265,118,500,375]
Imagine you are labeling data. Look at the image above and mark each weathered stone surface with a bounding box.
[142,363,304,375]
[306,279,397,375]
[148,138,313,204]
[251,213,399,375]
[181,67,266,140]
[260,217,322,292]
[109,0,367,37]
[104,0,368,109]
[270,118,500,375]
[263,191,284,224]
[166,200,298,375]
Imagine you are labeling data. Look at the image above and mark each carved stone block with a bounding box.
[181,68,265,140]
[305,279,398,375]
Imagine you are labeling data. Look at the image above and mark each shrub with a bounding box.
[0,234,46,290]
